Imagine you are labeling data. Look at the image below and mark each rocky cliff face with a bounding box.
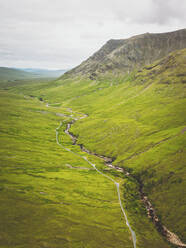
[64,29,186,78]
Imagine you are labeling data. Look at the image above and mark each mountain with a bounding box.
[64,28,186,78]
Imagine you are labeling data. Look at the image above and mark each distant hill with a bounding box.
[64,28,186,78]
[0,67,67,81]
[0,67,35,81]
[21,68,67,78]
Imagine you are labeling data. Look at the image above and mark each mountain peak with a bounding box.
[64,28,186,79]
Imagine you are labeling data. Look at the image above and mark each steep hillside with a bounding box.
[68,49,186,244]
[64,29,186,78]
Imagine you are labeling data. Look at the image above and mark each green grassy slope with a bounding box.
[6,48,186,245]
[69,49,186,242]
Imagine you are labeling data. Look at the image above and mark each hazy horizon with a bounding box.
[0,66,69,70]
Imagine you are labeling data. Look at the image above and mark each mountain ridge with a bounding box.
[64,28,186,79]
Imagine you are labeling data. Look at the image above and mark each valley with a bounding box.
[0,30,186,248]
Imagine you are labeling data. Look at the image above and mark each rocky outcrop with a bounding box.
[63,29,186,78]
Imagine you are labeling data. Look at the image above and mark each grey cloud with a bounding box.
[114,0,186,25]
[0,0,185,69]
[152,0,186,24]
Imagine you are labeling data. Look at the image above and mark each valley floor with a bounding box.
[0,90,172,248]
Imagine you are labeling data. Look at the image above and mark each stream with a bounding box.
[55,114,186,248]
[26,93,186,247]
[56,121,136,248]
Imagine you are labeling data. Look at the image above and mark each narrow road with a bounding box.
[56,121,137,248]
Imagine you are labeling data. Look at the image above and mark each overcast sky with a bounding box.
[0,0,185,69]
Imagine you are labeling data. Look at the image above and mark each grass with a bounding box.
[0,90,170,247]
[0,91,135,248]
[0,49,186,247]
[68,50,186,242]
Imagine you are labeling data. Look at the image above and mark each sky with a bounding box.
[0,0,186,69]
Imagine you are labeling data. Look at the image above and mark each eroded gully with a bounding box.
[56,114,186,248]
